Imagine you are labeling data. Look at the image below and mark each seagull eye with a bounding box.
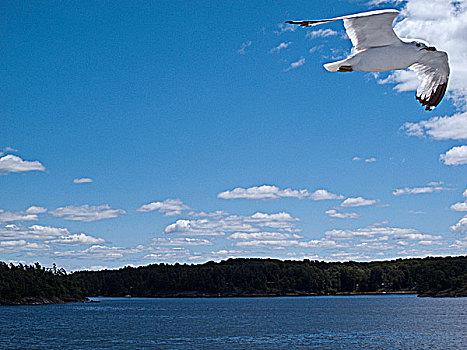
[416,43,421,47]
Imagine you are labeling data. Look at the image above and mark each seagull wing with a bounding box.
[286,9,401,51]
[410,50,450,111]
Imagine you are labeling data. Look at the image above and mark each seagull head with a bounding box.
[410,40,437,51]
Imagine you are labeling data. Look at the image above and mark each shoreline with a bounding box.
[92,290,465,298]
[91,291,420,299]
[3,289,466,305]
[0,297,88,306]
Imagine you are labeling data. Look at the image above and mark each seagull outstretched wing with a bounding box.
[285,9,450,110]
[286,9,401,51]
[410,50,450,111]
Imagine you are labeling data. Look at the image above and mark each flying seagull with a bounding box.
[285,9,449,110]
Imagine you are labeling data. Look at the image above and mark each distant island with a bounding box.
[1,256,466,305]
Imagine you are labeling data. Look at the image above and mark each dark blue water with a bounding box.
[0,295,465,349]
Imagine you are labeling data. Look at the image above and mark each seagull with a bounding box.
[285,9,450,111]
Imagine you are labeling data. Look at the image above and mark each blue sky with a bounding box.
[1,0,466,270]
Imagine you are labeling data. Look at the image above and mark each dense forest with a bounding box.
[0,262,85,305]
[1,256,466,304]
[72,256,467,298]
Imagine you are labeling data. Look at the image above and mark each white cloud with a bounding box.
[325,224,441,241]
[245,212,298,223]
[143,249,192,262]
[361,236,389,243]
[53,245,136,260]
[0,155,45,174]
[325,209,360,219]
[0,224,70,240]
[218,185,309,199]
[48,233,105,245]
[450,215,467,233]
[356,242,395,250]
[234,238,341,249]
[26,206,47,214]
[276,23,297,34]
[233,239,301,249]
[0,240,50,252]
[407,210,425,215]
[285,57,305,71]
[328,252,372,261]
[142,247,251,263]
[306,28,338,39]
[418,240,441,245]
[143,246,191,257]
[228,232,302,241]
[0,224,106,248]
[188,210,229,218]
[376,67,418,91]
[394,232,442,240]
[450,202,467,211]
[353,156,377,162]
[378,0,467,108]
[450,237,467,248]
[3,147,18,153]
[244,212,300,232]
[237,41,252,55]
[27,225,69,236]
[426,181,444,186]
[326,226,414,239]
[309,45,324,54]
[54,244,147,260]
[0,239,27,247]
[451,236,467,248]
[440,145,467,165]
[151,237,213,246]
[164,219,227,236]
[137,199,191,216]
[340,197,376,207]
[464,189,467,197]
[73,178,93,184]
[0,206,47,223]
[401,112,467,140]
[309,189,344,200]
[218,185,342,201]
[270,41,292,53]
[0,210,39,223]
[393,183,448,196]
[51,204,126,222]
[164,211,300,237]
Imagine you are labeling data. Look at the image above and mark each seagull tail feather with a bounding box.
[323,60,343,72]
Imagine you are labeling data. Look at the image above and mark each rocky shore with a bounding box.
[116,290,419,298]
[0,297,88,306]
[418,289,467,298]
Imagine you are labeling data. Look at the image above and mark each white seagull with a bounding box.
[286,9,450,111]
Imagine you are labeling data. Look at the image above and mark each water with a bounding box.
[0,295,465,349]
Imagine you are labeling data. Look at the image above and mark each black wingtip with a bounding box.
[284,20,310,27]
[415,82,448,111]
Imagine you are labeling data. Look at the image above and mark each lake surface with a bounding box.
[0,295,465,349]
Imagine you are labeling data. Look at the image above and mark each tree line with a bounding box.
[0,262,84,304]
[1,256,466,303]
[72,256,467,297]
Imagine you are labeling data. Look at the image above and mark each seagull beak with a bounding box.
[422,47,437,51]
